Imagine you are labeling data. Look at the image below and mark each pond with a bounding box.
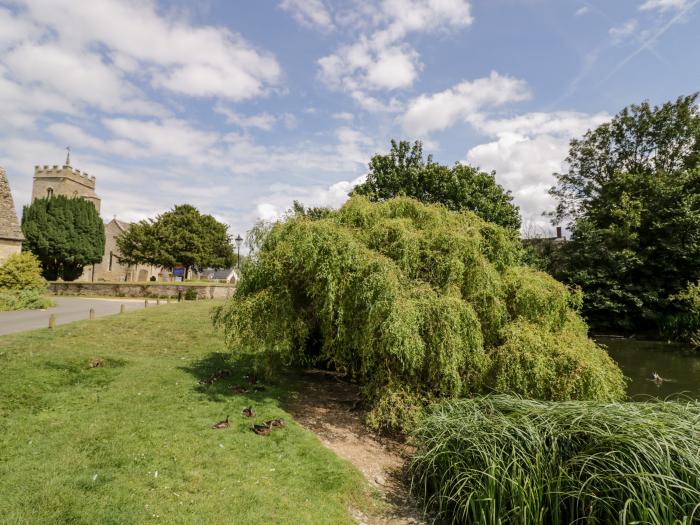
[599,337,700,399]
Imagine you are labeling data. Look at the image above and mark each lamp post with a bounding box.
[235,234,243,269]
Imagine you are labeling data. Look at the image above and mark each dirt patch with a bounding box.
[285,371,427,525]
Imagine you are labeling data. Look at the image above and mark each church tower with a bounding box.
[31,149,101,212]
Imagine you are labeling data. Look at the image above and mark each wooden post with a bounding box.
[120,304,126,314]
[49,314,56,329]
[144,299,149,308]
[89,308,96,320]
[156,298,160,306]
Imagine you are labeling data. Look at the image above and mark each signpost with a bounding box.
[172,265,185,282]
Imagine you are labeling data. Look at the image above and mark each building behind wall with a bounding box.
[82,217,162,282]
[0,166,24,264]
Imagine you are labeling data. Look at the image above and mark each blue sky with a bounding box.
[1,0,698,239]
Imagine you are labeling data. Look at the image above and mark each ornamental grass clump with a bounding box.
[411,396,700,524]
[214,197,625,430]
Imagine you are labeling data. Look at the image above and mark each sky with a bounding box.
[0,0,699,240]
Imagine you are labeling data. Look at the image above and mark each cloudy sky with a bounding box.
[1,0,698,238]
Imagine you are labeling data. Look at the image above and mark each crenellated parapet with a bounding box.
[34,164,97,188]
[32,162,101,213]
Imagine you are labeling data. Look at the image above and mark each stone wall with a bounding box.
[0,239,22,264]
[48,281,235,299]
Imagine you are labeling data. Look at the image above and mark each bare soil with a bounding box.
[285,370,428,525]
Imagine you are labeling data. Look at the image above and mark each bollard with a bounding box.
[120,304,126,314]
[144,299,149,308]
[49,314,56,329]
[89,308,96,320]
[156,298,160,306]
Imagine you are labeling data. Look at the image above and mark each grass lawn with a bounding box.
[0,301,368,524]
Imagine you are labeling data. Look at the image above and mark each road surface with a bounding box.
[0,296,161,336]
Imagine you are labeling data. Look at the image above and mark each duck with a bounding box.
[212,416,230,429]
[266,418,285,428]
[652,372,665,384]
[242,406,255,418]
[230,384,249,394]
[252,422,273,436]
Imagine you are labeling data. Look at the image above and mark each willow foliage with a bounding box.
[215,197,625,430]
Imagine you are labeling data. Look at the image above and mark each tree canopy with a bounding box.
[215,196,623,432]
[548,94,700,334]
[116,204,235,274]
[21,196,105,281]
[352,140,521,230]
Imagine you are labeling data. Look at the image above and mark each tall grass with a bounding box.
[410,396,700,524]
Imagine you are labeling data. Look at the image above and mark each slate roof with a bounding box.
[0,167,24,241]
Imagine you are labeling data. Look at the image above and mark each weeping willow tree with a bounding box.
[215,197,625,431]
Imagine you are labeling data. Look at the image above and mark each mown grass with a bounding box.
[0,301,367,524]
[411,396,700,525]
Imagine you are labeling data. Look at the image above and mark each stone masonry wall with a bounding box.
[49,282,235,299]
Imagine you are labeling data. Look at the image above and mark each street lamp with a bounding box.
[235,234,243,269]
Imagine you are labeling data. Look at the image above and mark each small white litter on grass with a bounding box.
[92,473,98,481]
[154,471,158,478]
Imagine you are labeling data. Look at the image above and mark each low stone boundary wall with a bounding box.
[48,281,235,299]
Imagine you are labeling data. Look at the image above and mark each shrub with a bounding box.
[214,197,625,431]
[0,289,54,312]
[0,252,46,290]
[184,288,198,301]
[411,396,700,524]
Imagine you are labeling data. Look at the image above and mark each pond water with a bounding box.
[599,337,700,400]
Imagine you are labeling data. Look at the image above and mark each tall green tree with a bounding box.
[117,204,235,276]
[21,196,105,281]
[352,140,521,230]
[549,94,700,334]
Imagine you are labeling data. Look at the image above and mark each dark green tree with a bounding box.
[117,204,235,276]
[21,196,105,281]
[549,95,700,334]
[352,140,521,230]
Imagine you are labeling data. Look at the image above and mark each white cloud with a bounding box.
[318,0,473,105]
[4,43,163,116]
[332,112,355,121]
[609,19,639,42]
[401,72,532,136]
[254,174,366,222]
[103,118,220,159]
[12,0,281,101]
[575,6,590,16]
[215,104,278,131]
[640,0,691,11]
[279,0,335,31]
[465,111,610,227]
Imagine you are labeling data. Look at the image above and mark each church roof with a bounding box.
[0,167,24,242]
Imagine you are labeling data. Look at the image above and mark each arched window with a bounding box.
[47,187,54,198]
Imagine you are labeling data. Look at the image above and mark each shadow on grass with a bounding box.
[179,351,280,403]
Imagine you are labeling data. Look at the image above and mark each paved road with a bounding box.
[0,297,162,336]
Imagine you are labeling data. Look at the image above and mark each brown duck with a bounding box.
[252,422,272,436]
[242,406,255,418]
[265,418,285,428]
[212,416,230,429]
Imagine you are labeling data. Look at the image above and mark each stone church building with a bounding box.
[31,155,162,282]
[0,166,24,264]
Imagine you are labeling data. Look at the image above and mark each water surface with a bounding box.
[599,337,700,399]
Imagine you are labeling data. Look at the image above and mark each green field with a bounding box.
[0,302,367,524]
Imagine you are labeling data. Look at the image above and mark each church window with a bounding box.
[47,187,54,198]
